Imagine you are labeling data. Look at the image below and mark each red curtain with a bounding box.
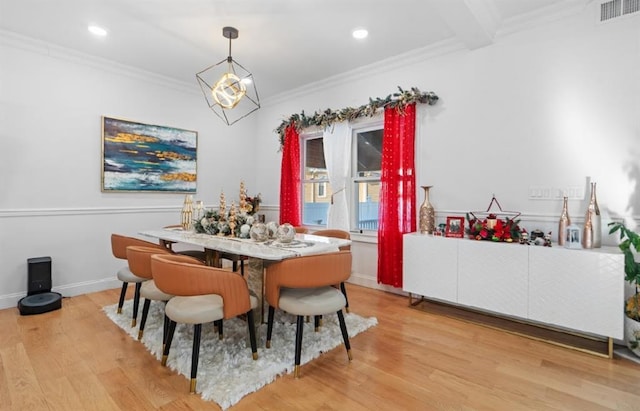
[279,125,301,226]
[377,104,417,287]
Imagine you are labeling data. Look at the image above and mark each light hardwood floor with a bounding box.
[2,284,640,410]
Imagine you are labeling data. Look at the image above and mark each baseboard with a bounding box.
[347,272,406,296]
[0,277,120,310]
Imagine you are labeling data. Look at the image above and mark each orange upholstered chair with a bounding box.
[125,246,173,342]
[264,250,352,378]
[312,229,352,312]
[150,253,258,393]
[294,226,309,234]
[111,234,167,327]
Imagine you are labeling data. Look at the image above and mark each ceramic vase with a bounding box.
[558,196,571,246]
[419,186,435,234]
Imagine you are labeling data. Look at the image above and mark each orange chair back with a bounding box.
[264,251,352,309]
[126,246,171,280]
[294,226,309,234]
[151,254,252,319]
[111,234,165,260]
[312,229,351,251]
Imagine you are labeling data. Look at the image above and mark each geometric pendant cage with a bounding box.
[196,26,260,126]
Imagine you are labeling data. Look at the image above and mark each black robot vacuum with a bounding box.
[17,257,62,315]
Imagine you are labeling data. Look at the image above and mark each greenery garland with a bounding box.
[275,86,439,149]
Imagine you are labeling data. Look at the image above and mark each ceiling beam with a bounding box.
[429,0,500,50]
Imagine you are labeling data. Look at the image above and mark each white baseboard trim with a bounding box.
[0,277,120,310]
[347,272,407,296]
[0,272,397,311]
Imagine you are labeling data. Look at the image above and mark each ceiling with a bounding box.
[0,0,588,100]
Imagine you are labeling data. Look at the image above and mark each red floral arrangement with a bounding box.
[466,213,522,242]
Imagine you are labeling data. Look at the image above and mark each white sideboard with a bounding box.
[403,233,624,340]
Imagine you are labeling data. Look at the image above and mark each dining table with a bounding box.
[139,227,351,324]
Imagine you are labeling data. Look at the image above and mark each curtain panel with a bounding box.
[377,104,417,287]
[279,125,301,226]
[323,122,351,231]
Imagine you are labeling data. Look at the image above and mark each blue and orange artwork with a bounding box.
[102,117,197,192]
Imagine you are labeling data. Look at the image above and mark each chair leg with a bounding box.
[246,310,258,360]
[163,314,170,353]
[294,315,304,378]
[340,282,350,313]
[213,319,223,340]
[232,260,238,272]
[190,324,202,394]
[314,315,321,332]
[117,282,128,314]
[131,282,142,327]
[162,320,177,366]
[337,310,352,361]
[138,299,151,340]
[266,306,275,348]
[240,259,245,276]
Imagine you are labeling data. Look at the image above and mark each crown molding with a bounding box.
[497,0,590,37]
[262,38,464,107]
[0,29,198,95]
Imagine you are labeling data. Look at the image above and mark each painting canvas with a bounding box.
[101,116,197,192]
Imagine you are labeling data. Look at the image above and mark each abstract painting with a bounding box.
[101,116,197,192]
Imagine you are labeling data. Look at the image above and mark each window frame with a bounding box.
[300,131,330,229]
[299,118,383,234]
[349,120,383,234]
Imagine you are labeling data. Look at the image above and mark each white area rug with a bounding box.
[104,300,377,410]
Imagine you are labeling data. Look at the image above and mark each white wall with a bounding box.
[254,5,640,290]
[0,34,259,308]
[1,4,639,307]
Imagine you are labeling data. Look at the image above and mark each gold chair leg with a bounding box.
[294,365,300,378]
[190,378,197,393]
[347,349,353,361]
[137,330,144,340]
[161,354,168,366]
[117,307,122,314]
[266,340,271,349]
[131,319,137,327]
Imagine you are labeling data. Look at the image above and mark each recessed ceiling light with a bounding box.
[88,25,108,37]
[352,28,368,40]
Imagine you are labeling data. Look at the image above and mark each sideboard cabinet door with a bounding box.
[458,240,529,318]
[528,246,624,339]
[403,234,458,302]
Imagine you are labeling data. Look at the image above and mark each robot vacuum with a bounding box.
[17,256,62,315]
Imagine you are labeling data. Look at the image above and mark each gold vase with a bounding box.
[181,194,193,230]
[419,186,435,234]
[558,196,571,246]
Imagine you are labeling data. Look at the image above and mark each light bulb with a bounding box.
[212,72,247,109]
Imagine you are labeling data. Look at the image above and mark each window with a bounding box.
[300,122,383,232]
[351,125,382,232]
[301,135,332,226]
[317,182,327,198]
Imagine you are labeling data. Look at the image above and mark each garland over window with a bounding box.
[275,86,439,149]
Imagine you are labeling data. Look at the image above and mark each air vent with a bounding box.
[623,0,640,14]
[599,0,639,22]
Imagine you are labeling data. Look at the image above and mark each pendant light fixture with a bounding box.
[196,26,260,125]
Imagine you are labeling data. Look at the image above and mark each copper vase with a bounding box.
[419,186,435,234]
[582,182,601,249]
[558,196,571,246]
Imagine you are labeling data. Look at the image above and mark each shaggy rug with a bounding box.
[104,300,377,410]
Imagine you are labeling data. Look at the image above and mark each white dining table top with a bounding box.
[139,228,350,261]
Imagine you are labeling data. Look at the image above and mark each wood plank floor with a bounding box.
[2,284,640,410]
